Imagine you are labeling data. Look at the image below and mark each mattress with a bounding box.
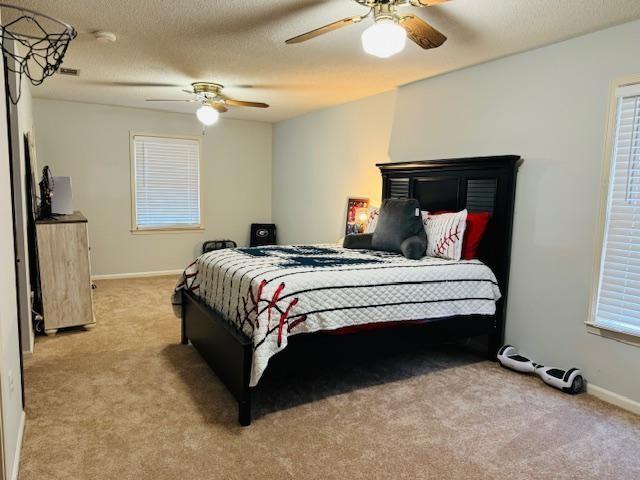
[173,245,501,386]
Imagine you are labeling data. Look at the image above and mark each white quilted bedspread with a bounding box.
[174,245,501,386]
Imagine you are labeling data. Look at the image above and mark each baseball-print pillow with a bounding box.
[422,210,468,260]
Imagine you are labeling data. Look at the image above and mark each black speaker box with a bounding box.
[250,223,276,247]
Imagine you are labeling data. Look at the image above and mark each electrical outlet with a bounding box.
[8,370,14,394]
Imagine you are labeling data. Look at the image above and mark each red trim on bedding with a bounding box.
[268,282,286,328]
[277,298,299,347]
[288,315,307,333]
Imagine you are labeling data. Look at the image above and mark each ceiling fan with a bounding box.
[286,0,450,58]
[146,82,269,126]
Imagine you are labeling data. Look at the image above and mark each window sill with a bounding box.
[131,227,205,235]
[585,322,640,348]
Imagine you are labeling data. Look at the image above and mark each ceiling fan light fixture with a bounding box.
[94,30,117,43]
[361,19,406,58]
[196,104,220,126]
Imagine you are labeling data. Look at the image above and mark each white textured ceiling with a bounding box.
[11,0,640,122]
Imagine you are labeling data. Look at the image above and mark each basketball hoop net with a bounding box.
[0,3,76,104]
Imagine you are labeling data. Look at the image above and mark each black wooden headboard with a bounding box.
[378,155,522,344]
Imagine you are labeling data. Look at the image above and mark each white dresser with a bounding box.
[36,211,95,335]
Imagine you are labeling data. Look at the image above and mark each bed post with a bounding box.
[236,324,253,427]
[181,291,188,345]
[488,304,505,360]
[238,372,252,426]
[181,290,254,426]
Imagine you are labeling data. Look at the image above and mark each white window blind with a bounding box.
[133,135,201,230]
[596,84,640,337]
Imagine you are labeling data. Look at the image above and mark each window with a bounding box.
[131,135,201,232]
[593,82,640,338]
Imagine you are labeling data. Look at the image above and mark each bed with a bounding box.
[177,155,522,425]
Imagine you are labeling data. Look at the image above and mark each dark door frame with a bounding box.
[3,42,25,407]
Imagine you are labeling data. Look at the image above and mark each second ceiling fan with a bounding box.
[147,82,269,126]
[286,0,450,58]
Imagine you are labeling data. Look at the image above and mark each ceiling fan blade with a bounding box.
[223,99,269,108]
[285,16,362,44]
[145,99,198,102]
[88,81,185,88]
[182,89,195,95]
[400,15,447,49]
[410,0,450,6]
[211,103,228,113]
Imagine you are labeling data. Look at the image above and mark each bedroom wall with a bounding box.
[33,99,272,276]
[389,19,640,405]
[272,19,640,405]
[272,90,396,244]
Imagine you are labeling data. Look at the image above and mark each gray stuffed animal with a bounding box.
[343,198,426,259]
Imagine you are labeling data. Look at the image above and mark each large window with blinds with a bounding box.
[131,135,201,231]
[594,82,640,337]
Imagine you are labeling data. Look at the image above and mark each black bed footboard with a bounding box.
[182,290,253,426]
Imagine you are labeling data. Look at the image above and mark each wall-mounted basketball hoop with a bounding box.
[0,3,76,104]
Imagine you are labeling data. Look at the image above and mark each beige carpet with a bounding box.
[20,276,640,480]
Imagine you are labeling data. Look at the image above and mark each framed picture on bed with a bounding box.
[345,197,369,235]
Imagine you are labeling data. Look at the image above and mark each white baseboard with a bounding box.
[22,334,34,358]
[10,411,25,480]
[92,269,182,281]
[587,383,640,416]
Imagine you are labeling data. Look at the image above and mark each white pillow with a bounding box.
[422,210,468,260]
[364,206,380,234]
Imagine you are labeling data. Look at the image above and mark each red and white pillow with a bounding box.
[427,210,491,260]
[359,205,489,261]
[422,210,468,260]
